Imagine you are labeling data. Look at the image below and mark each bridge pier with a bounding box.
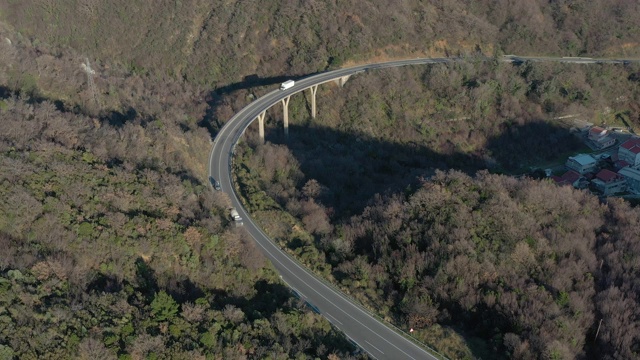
[257,111,266,142]
[281,96,290,137]
[309,85,318,119]
[334,75,351,87]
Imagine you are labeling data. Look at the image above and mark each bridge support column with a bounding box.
[257,111,266,142]
[334,75,351,87]
[281,96,290,137]
[309,85,318,119]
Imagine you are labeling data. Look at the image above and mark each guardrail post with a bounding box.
[282,96,291,137]
[257,111,266,143]
[309,85,318,119]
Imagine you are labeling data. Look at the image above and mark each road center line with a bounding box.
[326,312,343,325]
[209,57,615,359]
[246,224,419,360]
[366,340,385,354]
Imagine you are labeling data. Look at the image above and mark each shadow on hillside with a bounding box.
[0,85,65,111]
[486,121,584,171]
[105,107,139,128]
[237,118,583,359]
[210,280,302,320]
[164,275,206,303]
[217,74,307,95]
[0,83,147,129]
[0,85,9,99]
[252,119,582,219]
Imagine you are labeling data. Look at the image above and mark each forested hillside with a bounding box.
[2,0,640,359]
[0,24,362,359]
[2,0,640,89]
[337,171,640,359]
[237,150,640,358]
[234,61,640,358]
[240,61,640,217]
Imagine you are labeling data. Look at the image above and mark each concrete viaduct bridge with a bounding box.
[250,58,454,141]
[209,55,639,360]
[246,55,635,142]
[255,72,353,140]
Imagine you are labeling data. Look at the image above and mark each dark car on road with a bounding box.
[209,176,221,190]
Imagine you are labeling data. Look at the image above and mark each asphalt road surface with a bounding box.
[209,55,640,359]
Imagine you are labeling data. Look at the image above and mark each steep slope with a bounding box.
[0,21,363,360]
[2,0,639,89]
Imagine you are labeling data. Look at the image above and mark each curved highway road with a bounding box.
[209,55,639,359]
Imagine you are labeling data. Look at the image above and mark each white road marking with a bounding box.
[211,56,640,359]
[244,221,418,360]
[326,312,343,325]
[214,97,426,360]
[207,57,609,359]
[366,340,385,355]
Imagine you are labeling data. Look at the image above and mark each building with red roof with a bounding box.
[591,169,626,195]
[588,126,608,140]
[588,126,616,149]
[552,170,582,187]
[618,137,640,166]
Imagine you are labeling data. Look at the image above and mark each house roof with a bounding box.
[595,169,621,183]
[569,154,596,166]
[620,138,640,154]
[589,126,607,136]
[553,170,581,186]
[562,170,581,183]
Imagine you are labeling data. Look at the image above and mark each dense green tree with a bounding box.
[150,291,180,323]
